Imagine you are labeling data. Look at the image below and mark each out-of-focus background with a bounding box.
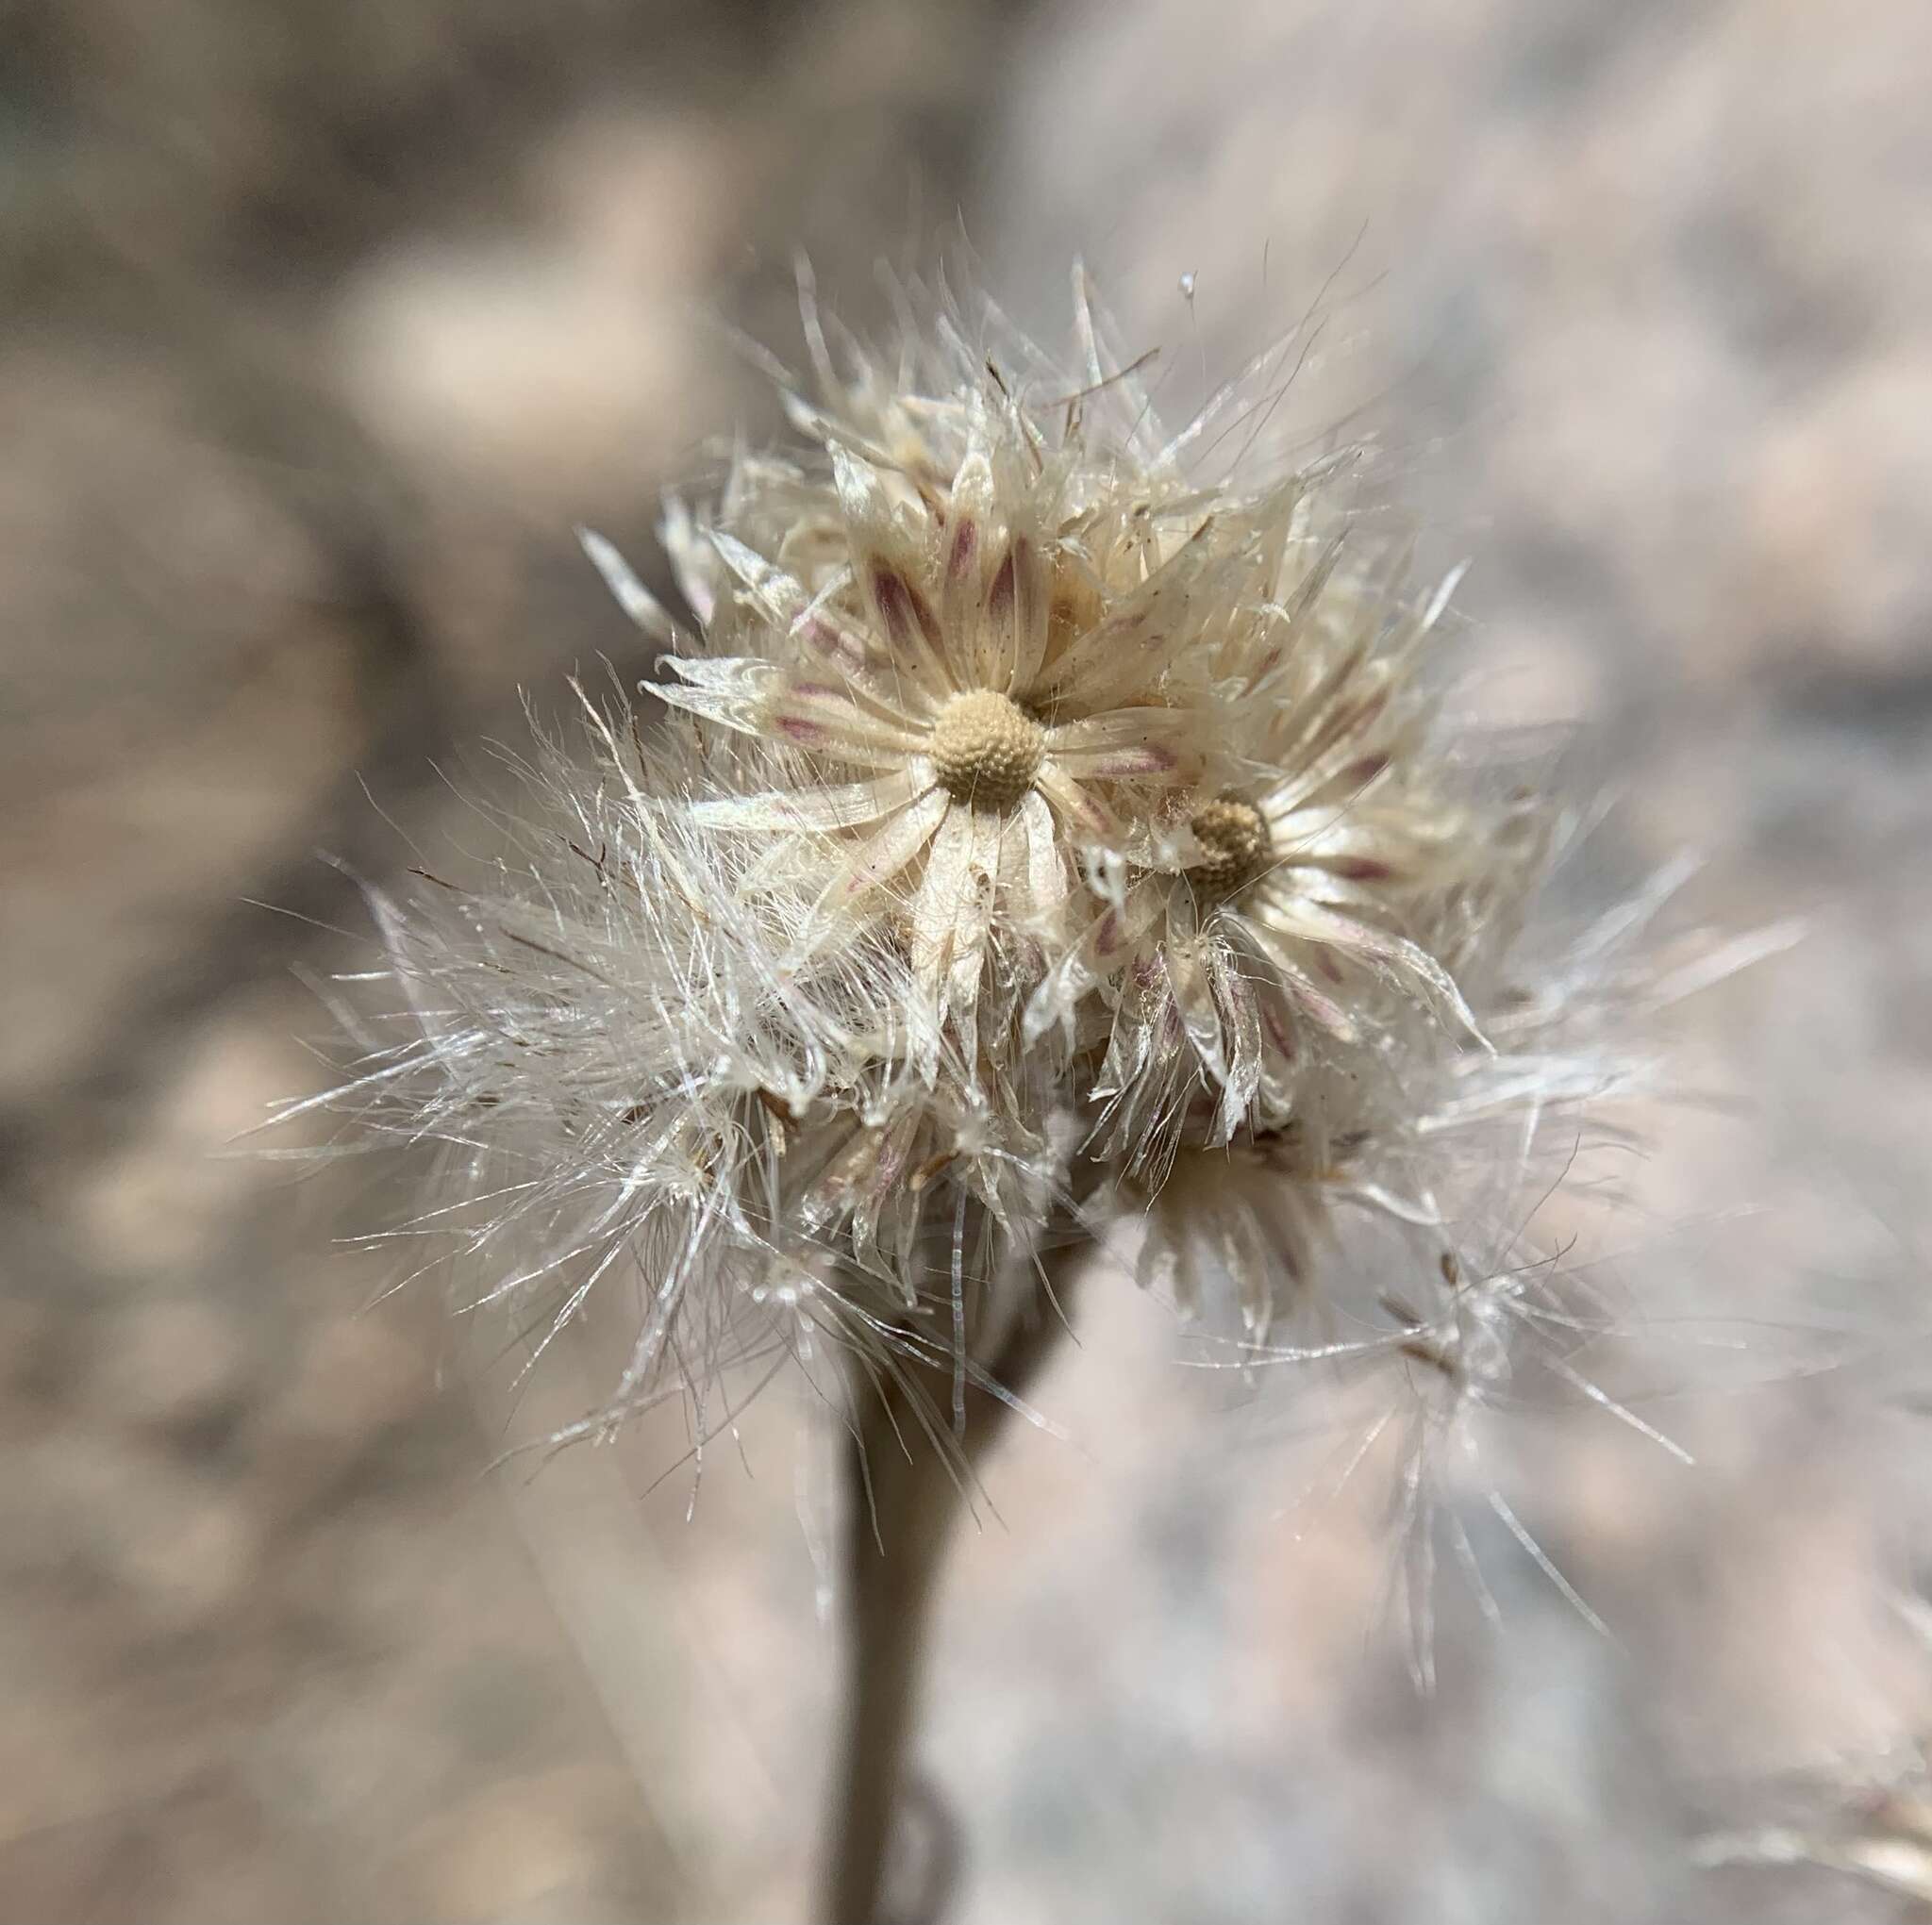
[4,2,1930,1918]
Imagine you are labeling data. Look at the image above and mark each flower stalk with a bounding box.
[824,1240,1082,1925]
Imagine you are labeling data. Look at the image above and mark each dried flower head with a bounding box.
[309,263,1687,1505]
[641,389,1285,1071]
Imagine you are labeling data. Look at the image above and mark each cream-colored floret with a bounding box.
[1187,796,1271,891]
[928,689,1046,810]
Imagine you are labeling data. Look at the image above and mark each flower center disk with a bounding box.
[928,689,1045,810]
[1190,797,1270,891]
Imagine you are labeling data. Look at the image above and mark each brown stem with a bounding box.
[820,1248,1083,1925]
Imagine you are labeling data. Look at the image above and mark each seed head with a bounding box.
[311,260,1702,1529]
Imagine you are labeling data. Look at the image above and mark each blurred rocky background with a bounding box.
[3,1,1929,1919]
